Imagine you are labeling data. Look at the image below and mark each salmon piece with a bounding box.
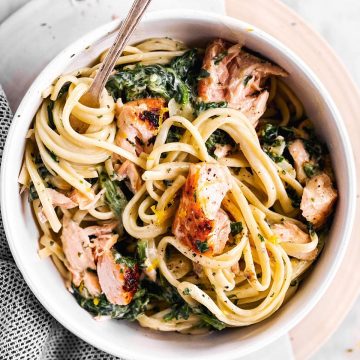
[84,221,118,238]
[115,160,142,193]
[82,270,102,297]
[115,98,166,156]
[61,216,96,286]
[198,39,241,102]
[300,173,338,228]
[271,221,317,260]
[97,250,140,305]
[47,188,77,209]
[288,139,310,184]
[84,221,119,259]
[173,163,232,256]
[198,39,287,126]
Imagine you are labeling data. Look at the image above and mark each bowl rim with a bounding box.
[0,9,356,360]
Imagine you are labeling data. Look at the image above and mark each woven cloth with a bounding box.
[0,86,119,360]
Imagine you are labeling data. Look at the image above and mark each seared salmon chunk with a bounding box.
[173,163,232,256]
[198,39,287,126]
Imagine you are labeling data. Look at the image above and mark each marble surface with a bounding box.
[1,0,360,359]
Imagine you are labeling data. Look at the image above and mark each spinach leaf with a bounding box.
[259,124,295,144]
[303,162,319,178]
[205,129,235,158]
[99,172,128,218]
[47,101,56,130]
[163,303,191,321]
[56,82,71,100]
[286,187,301,208]
[72,285,149,320]
[192,307,226,330]
[137,239,147,266]
[170,49,200,81]
[166,126,184,143]
[106,50,202,105]
[194,101,227,115]
[266,151,285,163]
[230,221,243,236]
[213,50,228,65]
[195,240,209,253]
[29,182,39,201]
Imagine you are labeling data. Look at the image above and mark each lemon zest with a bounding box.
[151,205,167,224]
[269,235,279,244]
[93,297,100,306]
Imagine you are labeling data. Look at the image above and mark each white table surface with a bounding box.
[1,1,360,359]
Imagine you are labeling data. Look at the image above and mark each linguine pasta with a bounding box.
[19,37,337,332]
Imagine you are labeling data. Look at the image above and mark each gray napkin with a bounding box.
[0,86,119,360]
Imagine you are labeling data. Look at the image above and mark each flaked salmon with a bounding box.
[271,221,317,260]
[300,173,337,228]
[97,250,140,305]
[198,39,287,126]
[288,139,311,185]
[173,163,231,256]
[115,98,166,156]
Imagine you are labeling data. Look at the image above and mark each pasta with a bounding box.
[19,37,338,332]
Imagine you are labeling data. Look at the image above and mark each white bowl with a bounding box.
[0,10,356,360]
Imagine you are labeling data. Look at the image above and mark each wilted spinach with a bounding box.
[99,172,128,219]
[106,50,201,105]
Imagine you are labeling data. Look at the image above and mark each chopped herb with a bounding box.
[195,240,209,253]
[125,138,136,147]
[183,288,191,295]
[230,221,243,236]
[266,151,285,163]
[213,50,228,65]
[243,74,253,86]
[258,234,265,242]
[303,162,318,178]
[97,115,103,119]
[114,254,138,269]
[198,68,210,79]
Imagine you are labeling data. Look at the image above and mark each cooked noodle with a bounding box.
[19,37,336,332]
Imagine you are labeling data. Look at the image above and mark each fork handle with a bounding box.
[89,0,152,102]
